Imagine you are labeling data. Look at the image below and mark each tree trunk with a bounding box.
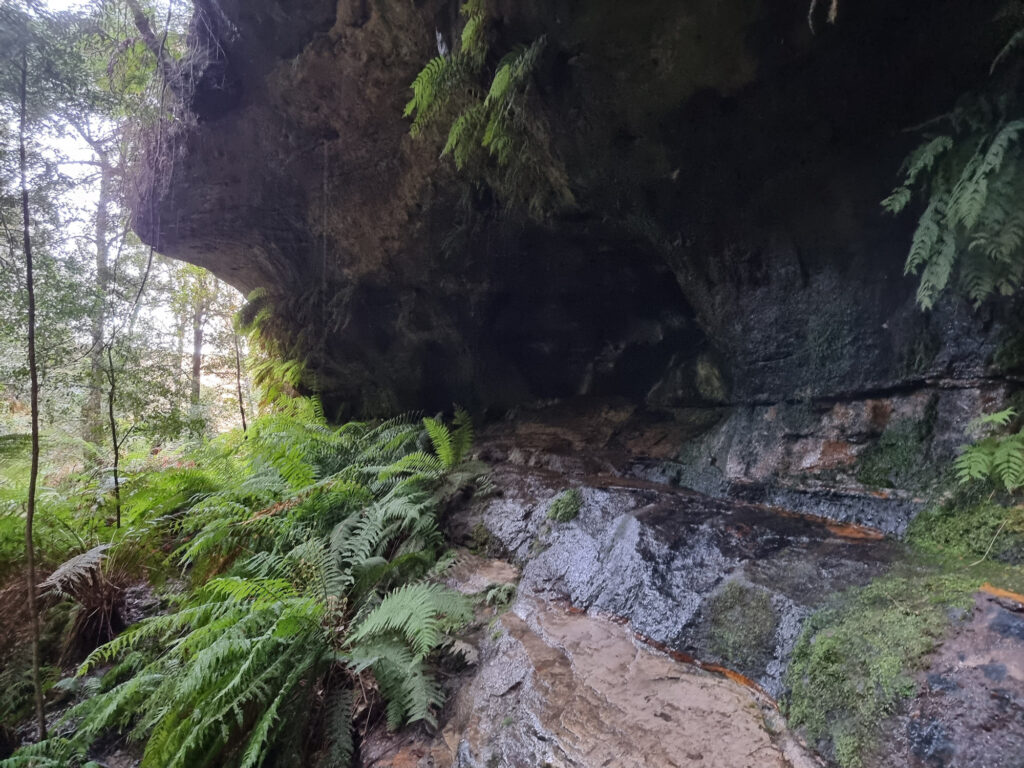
[191,305,205,407]
[233,331,247,433]
[83,155,112,448]
[125,0,179,90]
[106,346,121,529]
[19,48,47,742]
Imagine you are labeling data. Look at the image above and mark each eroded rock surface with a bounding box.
[878,591,1024,768]
[651,384,1013,536]
[363,553,820,768]
[448,402,899,697]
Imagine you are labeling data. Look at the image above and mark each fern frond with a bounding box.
[905,194,947,277]
[881,185,911,213]
[955,442,996,484]
[914,229,957,309]
[423,417,455,468]
[41,544,110,599]
[993,436,1024,491]
[970,408,1018,431]
[450,407,474,465]
[348,582,472,659]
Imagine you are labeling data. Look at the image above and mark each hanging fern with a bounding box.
[404,0,573,218]
[885,21,1024,309]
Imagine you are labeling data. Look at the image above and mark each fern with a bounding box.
[955,409,1024,492]
[348,582,472,659]
[885,24,1024,309]
[405,3,572,218]
[3,406,479,768]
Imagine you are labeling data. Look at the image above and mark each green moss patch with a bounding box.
[547,489,583,522]
[705,581,778,672]
[856,415,935,490]
[909,491,1024,566]
[784,573,978,768]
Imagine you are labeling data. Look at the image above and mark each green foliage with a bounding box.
[404,0,573,218]
[2,404,483,768]
[704,581,778,672]
[953,408,1024,491]
[884,25,1024,309]
[483,582,516,610]
[785,573,977,768]
[901,406,1024,573]
[235,287,313,405]
[909,489,1024,565]
[0,432,111,579]
[423,408,473,469]
[547,488,583,523]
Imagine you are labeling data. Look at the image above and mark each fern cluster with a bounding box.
[954,408,1024,492]
[405,0,573,219]
[884,21,1024,309]
[234,287,315,405]
[1,405,482,768]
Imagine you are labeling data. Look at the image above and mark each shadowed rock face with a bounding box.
[133,0,1018,421]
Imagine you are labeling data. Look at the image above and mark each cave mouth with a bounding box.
[315,223,710,420]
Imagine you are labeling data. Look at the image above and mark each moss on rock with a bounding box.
[705,580,778,672]
[855,412,936,490]
[784,573,979,768]
[908,488,1024,566]
[548,489,583,523]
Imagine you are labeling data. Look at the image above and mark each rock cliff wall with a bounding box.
[133,0,1021,518]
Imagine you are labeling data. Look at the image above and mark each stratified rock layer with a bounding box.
[448,404,900,697]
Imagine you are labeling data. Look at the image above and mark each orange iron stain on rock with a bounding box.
[981,583,1024,606]
[771,507,886,541]
[632,630,778,707]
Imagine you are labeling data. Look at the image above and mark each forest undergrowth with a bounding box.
[0,399,487,768]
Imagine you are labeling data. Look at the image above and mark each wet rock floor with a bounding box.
[364,554,822,768]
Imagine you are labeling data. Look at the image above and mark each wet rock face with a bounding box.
[450,409,900,698]
[653,383,1013,536]
[133,0,1017,420]
[362,553,820,768]
[878,593,1024,768]
[427,413,1024,768]
[440,599,789,768]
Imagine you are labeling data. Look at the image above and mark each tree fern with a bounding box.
[40,544,110,599]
